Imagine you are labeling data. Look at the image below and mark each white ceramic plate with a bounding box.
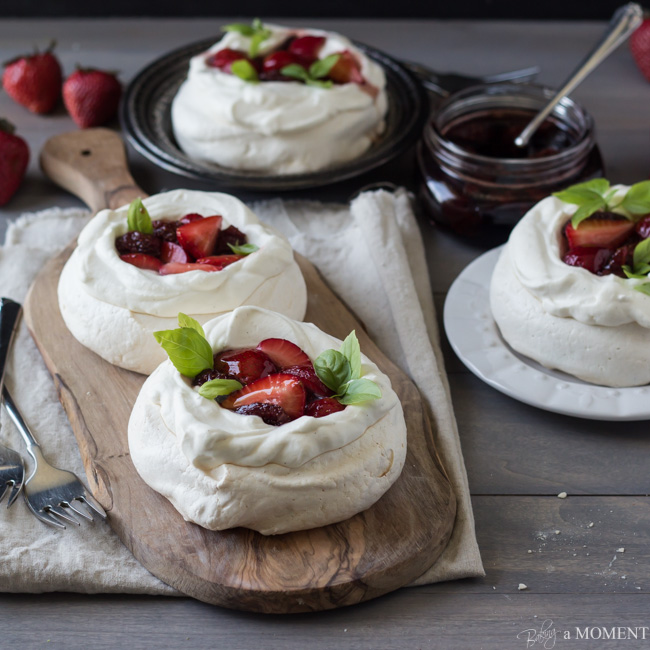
[443,246,650,421]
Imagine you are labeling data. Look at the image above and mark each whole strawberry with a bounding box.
[63,68,122,128]
[0,119,29,206]
[2,42,62,114]
[630,19,650,82]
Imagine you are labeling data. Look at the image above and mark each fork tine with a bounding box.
[6,480,22,508]
[27,503,66,529]
[66,500,94,521]
[79,493,107,520]
[49,505,81,526]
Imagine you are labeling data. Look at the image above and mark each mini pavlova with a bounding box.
[490,179,650,387]
[171,19,388,174]
[58,190,306,374]
[128,307,407,535]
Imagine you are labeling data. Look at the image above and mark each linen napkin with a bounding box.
[0,190,483,594]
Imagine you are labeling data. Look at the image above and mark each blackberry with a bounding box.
[115,231,162,257]
[152,220,178,243]
[233,402,291,426]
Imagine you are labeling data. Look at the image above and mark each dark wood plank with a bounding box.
[437,496,650,594]
[2,591,650,649]
[447,374,650,495]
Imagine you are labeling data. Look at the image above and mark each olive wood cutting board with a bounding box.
[24,128,456,613]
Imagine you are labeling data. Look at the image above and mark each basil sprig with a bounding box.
[622,238,650,294]
[553,179,650,228]
[127,197,153,234]
[154,314,243,399]
[154,314,213,378]
[223,18,271,57]
[281,54,340,88]
[227,242,259,255]
[313,331,381,405]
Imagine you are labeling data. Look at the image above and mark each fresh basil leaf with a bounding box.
[280,63,310,82]
[177,313,205,338]
[556,178,611,201]
[198,378,243,400]
[570,197,607,228]
[622,180,650,215]
[634,282,650,296]
[338,378,382,405]
[633,237,650,270]
[153,327,213,378]
[305,79,333,88]
[249,28,271,57]
[309,54,340,79]
[623,265,649,279]
[223,22,255,36]
[227,242,259,255]
[231,59,259,83]
[314,349,351,392]
[127,198,153,234]
[339,330,361,381]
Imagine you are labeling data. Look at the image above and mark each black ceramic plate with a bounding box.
[121,37,429,191]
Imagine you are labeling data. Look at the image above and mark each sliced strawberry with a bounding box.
[257,338,310,369]
[214,348,277,384]
[176,215,222,259]
[221,373,306,420]
[177,213,204,225]
[328,50,364,84]
[288,36,325,61]
[562,247,611,274]
[196,254,244,270]
[160,241,189,263]
[635,215,650,239]
[206,48,247,72]
[262,50,302,73]
[304,397,345,418]
[283,365,332,398]
[158,262,219,275]
[564,212,635,249]
[120,253,163,272]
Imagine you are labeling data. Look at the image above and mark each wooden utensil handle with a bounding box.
[40,128,146,213]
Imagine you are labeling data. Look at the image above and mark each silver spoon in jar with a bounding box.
[514,2,643,149]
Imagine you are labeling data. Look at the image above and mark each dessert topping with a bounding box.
[154,314,381,426]
[115,198,258,274]
[555,179,650,293]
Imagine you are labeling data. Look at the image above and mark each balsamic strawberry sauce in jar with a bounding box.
[417,84,604,246]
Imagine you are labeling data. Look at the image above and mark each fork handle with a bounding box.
[2,386,40,455]
[0,298,22,396]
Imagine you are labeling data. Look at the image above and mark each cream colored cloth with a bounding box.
[0,190,483,594]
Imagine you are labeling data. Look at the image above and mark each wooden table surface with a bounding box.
[1,17,649,650]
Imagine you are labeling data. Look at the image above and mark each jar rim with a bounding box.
[425,82,595,167]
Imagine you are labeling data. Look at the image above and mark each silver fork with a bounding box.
[2,385,107,529]
[402,61,540,96]
[0,297,24,508]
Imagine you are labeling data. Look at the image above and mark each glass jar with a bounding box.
[416,83,604,246]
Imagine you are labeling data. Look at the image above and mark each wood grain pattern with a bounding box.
[24,129,456,613]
